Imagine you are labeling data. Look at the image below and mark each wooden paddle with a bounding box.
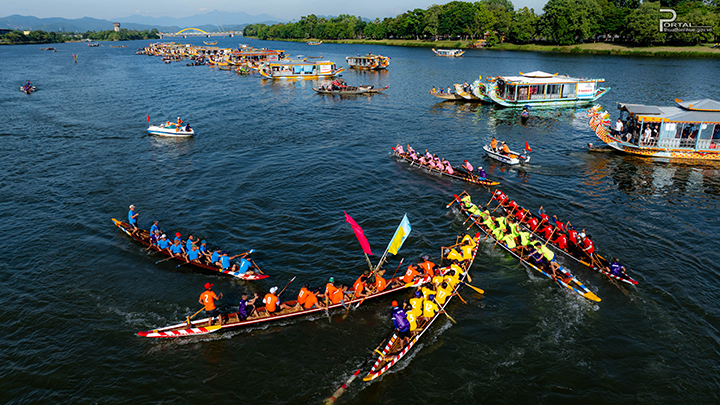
[155,255,175,265]
[249,259,264,275]
[461,281,485,295]
[432,297,457,324]
[185,306,206,326]
[277,276,296,298]
[451,284,467,304]
[389,258,405,283]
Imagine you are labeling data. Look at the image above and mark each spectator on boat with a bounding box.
[501,142,511,156]
[391,300,412,351]
[447,87,451,94]
[642,125,652,145]
[238,293,259,320]
[199,283,223,325]
[128,205,139,236]
[614,119,624,136]
[609,258,626,277]
[263,286,290,316]
[431,86,436,94]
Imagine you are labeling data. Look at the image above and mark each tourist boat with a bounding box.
[470,78,493,103]
[203,41,218,45]
[87,42,102,47]
[137,274,431,338]
[307,40,322,45]
[488,71,609,108]
[312,85,388,95]
[451,193,601,302]
[432,48,465,57]
[259,60,343,80]
[362,233,481,381]
[111,218,269,281]
[489,194,638,286]
[147,122,194,137]
[587,99,720,161]
[391,146,499,187]
[482,143,530,165]
[40,47,57,51]
[346,54,390,70]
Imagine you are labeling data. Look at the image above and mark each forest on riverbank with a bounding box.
[243,0,720,46]
[0,28,159,45]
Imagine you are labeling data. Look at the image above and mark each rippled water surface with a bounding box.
[1,38,720,404]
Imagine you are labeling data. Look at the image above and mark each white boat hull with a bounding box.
[147,125,194,137]
[483,145,529,165]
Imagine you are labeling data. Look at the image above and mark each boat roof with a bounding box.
[619,99,720,123]
[497,71,604,84]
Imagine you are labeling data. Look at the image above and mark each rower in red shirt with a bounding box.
[537,222,554,240]
[526,215,539,231]
[492,190,508,205]
[515,208,526,222]
[537,206,549,225]
[505,199,518,212]
[552,215,566,234]
[582,234,596,258]
[553,232,568,250]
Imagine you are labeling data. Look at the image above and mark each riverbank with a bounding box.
[251,37,720,57]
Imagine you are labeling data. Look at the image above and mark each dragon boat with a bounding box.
[451,193,601,302]
[391,147,499,187]
[361,233,481,381]
[111,218,268,281]
[137,275,430,338]
[312,85,388,95]
[489,192,638,285]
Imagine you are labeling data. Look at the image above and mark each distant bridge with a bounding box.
[158,28,241,38]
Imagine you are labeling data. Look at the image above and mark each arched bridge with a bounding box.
[158,28,241,38]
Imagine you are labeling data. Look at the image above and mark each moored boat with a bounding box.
[451,192,601,302]
[483,142,530,165]
[203,41,218,45]
[391,146,499,187]
[307,40,322,45]
[489,71,609,108]
[259,60,343,80]
[429,88,464,100]
[454,83,481,101]
[432,48,465,57]
[147,122,194,137]
[137,275,429,338]
[112,218,268,281]
[587,99,720,161]
[346,54,390,70]
[313,85,388,95]
[361,233,482,382]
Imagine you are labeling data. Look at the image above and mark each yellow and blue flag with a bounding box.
[386,214,411,255]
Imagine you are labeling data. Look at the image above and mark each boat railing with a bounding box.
[639,138,658,147]
[658,138,696,149]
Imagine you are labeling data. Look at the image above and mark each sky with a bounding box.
[4,0,548,20]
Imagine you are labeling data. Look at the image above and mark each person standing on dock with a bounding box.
[128,205,139,236]
[199,283,223,325]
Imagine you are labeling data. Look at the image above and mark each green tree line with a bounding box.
[1,28,159,45]
[244,0,720,46]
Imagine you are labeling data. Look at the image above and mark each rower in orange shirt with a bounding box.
[329,284,349,306]
[401,264,420,284]
[418,255,436,278]
[303,288,320,309]
[353,275,368,298]
[263,286,290,316]
[198,283,223,325]
[294,283,311,309]
[374,270,388,292]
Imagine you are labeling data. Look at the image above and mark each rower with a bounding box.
[526,214,539,231]
[199,240,211,262]
[552,215,566,234]
[295,283,311,309]
[229,258,255,275]
[553,232,568,250]
[409,290,424,314]
[149,220,160,235]
[325,277,339,302]
[459,239,474,262]
[537,206,550,226]
[421,294,442,320]
[395,144,405,155]
[492,190,508,206]
[373,270,388,292]
[401,264,421,285]
[262,286,290,316]
[581,234,596,259]
[391,301,412,351]
[187,244,201,263]
[568,226,580,248]
[157,234,171,254]
[199,283,223,325]
[444,247,464,262]
[219,251,231,270]
[431,270,445,290]
[148,229,160,248]
[435,282,455,306]
[502,232,517,250]
[185,235,195,252]
[128,204,139,236]
[238,293,259,320]
[404,301,420,333]
[504,199,518,213]
[445,267,461,287]
[329,284,349,306]
[462,159,474,174]
[537,221,554,240]
[477,167,487,180]
[353,273,369,298]
[490,137,498,152]
[210,248,222,266]
[418,255,436,278]
[609,258,626,277]
[169,238,186,261]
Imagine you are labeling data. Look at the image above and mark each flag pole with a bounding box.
[364,252,374,271]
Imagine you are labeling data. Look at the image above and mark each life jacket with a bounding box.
[503,234,517,249]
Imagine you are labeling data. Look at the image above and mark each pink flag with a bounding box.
[344,211,373,256]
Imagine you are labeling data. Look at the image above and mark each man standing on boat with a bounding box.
[128,205,139,236]
[391,301,411,352]
[199,283,223,325]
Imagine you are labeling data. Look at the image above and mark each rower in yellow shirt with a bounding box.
[422,295,441,319]
[409,290,424,313]
[435,282,455,306]
[445,268,461,288]
[421,285,435,299]
[461,233,476,248]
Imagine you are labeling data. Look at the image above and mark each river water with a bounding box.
[1,37,719,404]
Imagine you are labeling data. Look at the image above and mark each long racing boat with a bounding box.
[451,193,601,302]
[488,191,638,286]
[112,218,268,281]
[362,233,481,381]
[137,275,430,338]
[391,147,499,187]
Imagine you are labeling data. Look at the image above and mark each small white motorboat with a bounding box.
[147,123,194,137]
[483,144,530,165]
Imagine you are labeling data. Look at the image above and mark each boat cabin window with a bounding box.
[529,84,544,100]
[674,122,699,148]
[546,84,562,99]
[697,123,720,149]
[562,83,576,98]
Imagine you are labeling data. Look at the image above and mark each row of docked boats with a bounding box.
[431,71,610,109]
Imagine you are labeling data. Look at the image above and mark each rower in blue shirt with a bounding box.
[186,235,195,252]
[230,258,256,276]
[199,240,210,262]
[149,220,160,235]
[210,249,221,266]
[157,234,171,253]
[169,239,186,261]
[187,245,201,263]
[219,251,231,269]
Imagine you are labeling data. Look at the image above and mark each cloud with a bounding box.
[198,8,214,12]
